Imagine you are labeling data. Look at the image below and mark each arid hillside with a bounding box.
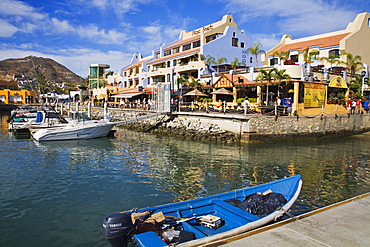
[0,56,84,84]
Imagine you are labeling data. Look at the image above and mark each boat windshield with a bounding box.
[71,112,91,121]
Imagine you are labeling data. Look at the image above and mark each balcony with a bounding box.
[175,61,201,72]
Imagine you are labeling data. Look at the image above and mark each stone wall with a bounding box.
[92,107,370,143]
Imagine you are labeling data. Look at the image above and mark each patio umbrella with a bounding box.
[211,88,233,95]
[184,89,208,97]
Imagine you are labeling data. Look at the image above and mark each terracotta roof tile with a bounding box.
[147,48,200,65]
[276,33,350,53]
[164,35,201,51]
[123,58,151,71]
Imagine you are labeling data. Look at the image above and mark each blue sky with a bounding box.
[0,0,369,78]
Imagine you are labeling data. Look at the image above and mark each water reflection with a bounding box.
[1,110,370,247]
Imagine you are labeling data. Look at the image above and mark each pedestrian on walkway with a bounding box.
[364,99,369,114]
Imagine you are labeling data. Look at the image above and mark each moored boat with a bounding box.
[103,174,302,247]
[30,111,116,141]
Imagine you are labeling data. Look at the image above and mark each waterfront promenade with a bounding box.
[215,193,370,247]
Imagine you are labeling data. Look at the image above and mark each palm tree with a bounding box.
[255,68,277,105]
[37,73,49,94]
[214,55,227,73]
[187,77,202,89]
[341,52,364,76]
[320,54,340,71]
[273,51,290,66]
[200,54,216,73]
[178,74,188,98]
[231,58,246,71]
[274,69,292,97]
[246,43,264,67]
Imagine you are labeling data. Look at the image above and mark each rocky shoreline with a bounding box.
[121,115,238,142]
[89,108,370,143]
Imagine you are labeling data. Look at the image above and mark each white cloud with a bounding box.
[0,19,18,37]
[223,0,358,36]
[0,46,131,76]
[76,24,127,45]
[249,34,280,51]
[0,0,46,20]
[51,18,74,33]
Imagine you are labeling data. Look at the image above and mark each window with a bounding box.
[368,18,370,27]
[250,57,253,63]
[166,61,171,68]
[270,58,278,66]
[232,38,238,47]
[233,32,236,37]
[173,47,180,54]
[155,53,160,59]
[241,42,245,48]
[164,50,171,56]
[183,44,191,51]
[329,49,340,58]
[290,55,298,63]
[193,41,200,48]
[173,59,177,67]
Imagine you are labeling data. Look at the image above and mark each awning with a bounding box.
[112,92,144,98]
[211,88,233,95]
[96,94,107,100]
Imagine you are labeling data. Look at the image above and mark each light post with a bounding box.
[361,69,369,94]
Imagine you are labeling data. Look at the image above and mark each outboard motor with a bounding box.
[103,212,134,247]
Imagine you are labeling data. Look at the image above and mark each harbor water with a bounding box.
[1,110,370,247]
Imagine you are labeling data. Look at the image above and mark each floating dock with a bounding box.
[210,193,370,246]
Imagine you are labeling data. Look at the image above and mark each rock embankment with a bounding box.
[122,115,238,142]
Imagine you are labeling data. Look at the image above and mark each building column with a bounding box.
[292,81,300,114]
[233,87,237,103]
[256,86,262,105]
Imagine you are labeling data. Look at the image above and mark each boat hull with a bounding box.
[105,175,302,247]
[31,121,116,141]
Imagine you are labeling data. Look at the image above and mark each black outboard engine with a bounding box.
[103,212,134,247]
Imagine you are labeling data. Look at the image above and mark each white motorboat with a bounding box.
[8,108,69,133]
[30,112,117,141]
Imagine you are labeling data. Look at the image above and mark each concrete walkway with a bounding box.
[215,193,370,247]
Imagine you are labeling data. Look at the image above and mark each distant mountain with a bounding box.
[0,56,84,84]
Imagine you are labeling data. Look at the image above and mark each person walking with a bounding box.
[351,99,356,114]
[364,99,369,114]
[346,98,352,114]
[356,98,362,114]
[243,98,250,115]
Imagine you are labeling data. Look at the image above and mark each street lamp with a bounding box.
[361,70,366,94]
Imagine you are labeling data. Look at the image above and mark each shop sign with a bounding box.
[304,83,326,108]
[328,76,348,89]
[192,24,213,36]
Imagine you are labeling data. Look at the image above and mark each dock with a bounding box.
[211,193,370,247]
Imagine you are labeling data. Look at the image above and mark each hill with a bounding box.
[0,56,84,84]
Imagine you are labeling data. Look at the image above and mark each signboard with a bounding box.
[304,83,326,108]
[328,76,348,88]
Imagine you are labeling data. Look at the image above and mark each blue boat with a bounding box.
[103,174,302,247]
